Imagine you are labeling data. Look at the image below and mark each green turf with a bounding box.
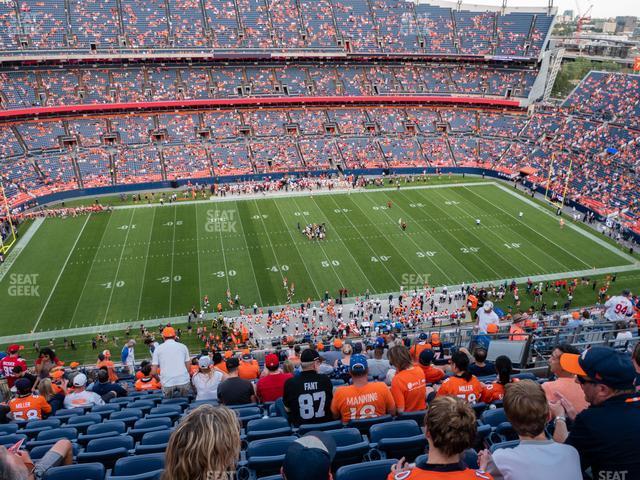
[0,181,636,338]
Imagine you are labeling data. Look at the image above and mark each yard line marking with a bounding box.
[326,194,408,287]
[135,207,157,322]
[194,203,204,306]
[459,187,571,272]
[307,196,377,294]
[102,209,136,325]
[217,206,232,294]
[33,214,91,334]
[414,188,508,279]
[233,203,264,307]
[476,186,593,269]
[494,184,637,265]
[429,188,544,274]
[290,197,345,290]
[168,206,178,317]
[272,197,326,297]
[252,199,287,292]
[0,217,45,283]
[364,191,456,284]
[68,213,118,328]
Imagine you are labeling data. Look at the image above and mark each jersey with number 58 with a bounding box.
[604,296,634,322]
[9,393,51,421]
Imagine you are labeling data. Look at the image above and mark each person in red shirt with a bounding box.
[388,396,493,480]
[417,349,446,384]
[256,354,293,402]
[481,356,518,404]
[0,345,27,388]
[389,345,427,413]
[9,378,51,421]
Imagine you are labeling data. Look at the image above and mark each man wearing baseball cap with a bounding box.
[550,346,640,479]
[476,301,499,335]
[282,431,336,480]
[151,326,191,398]
[283,349,334,426]
[256,353,293,403]
[0,345,27,388]
[9,378,51,421]
[331,354,396,423]
[63,373,104,408]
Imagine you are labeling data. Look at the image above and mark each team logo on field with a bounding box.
[205,209,237,233]
[8,273,39,297]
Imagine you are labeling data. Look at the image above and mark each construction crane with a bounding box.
[574,0,593,37]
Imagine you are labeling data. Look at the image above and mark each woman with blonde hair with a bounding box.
[163,405,241,480]
[38,378,65,414]
[333,344,353,382]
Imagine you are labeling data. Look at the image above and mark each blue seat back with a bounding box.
[37,427,78,441]
[133,418,173,430]
[297,420,343,435]
[87,421,127,435]
[141,430,173,445]
[369,420,421,443]
[86,434,134,452]
[335,459,397,480]
[480,408,507,427]
[42,462,104,480]
[112,453,165,476]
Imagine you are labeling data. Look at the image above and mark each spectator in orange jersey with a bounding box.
[409,332,432,363]
[96,351,118,383]
[508,314,527,341]
[417,349,445,384]
[135,363,162,391]
[481,356,518,404]
[238,353,260,380]
[10,378,51,421]
[388,396,493,480]
[213,352,229,374]
[331,354,396,423]
[437,351,484,404]
[388,345,426,413]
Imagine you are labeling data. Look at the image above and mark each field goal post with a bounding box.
[0,180,17,255]
[544,152,573,212]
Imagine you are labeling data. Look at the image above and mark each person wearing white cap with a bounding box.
[63,373,105,408]
[191,355,227,401]
[476,300,499,335]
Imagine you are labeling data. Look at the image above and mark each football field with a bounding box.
[0,181,636,337]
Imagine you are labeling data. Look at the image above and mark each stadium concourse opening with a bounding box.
[0,0,639,479]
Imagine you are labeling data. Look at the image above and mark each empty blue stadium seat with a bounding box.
[134,429,173,455]
[243,436,297,477]
[109,398,132,407]
[369,420,426,462]
[0,433,27,447]
[20,419,61,438]
[126,401,155,415]
[325,428,370,468]
[335,459,397,480]
[297,420,343,435]
[37,427,78,442]
[92,404,122,418]
[235,407,263,427]
[54,408,84,422]
[77,435,134,468]
[30,442,80,461]
[110,452,165,477]
[110,409,143,427]
[43,462,105,480]
[129,418,173,442]
[66,414,102,433]
[78,421,127,446]
[347,415,393,434]
[160,397,190,409]
[246,417,292,442]
[480,408,507,427]
[0,424,18,435]
[396,410,427,426]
